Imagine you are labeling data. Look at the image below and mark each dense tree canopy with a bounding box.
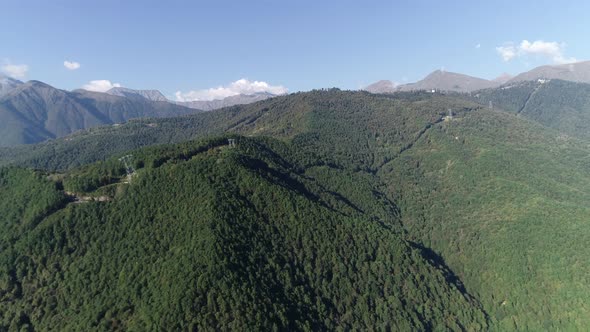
[1,87,590,330]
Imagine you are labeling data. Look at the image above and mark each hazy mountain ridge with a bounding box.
[0,81,200,146]
[106,87,168,102]
[177,92,276,111]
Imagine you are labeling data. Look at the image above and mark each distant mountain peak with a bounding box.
[398,69,500,93]
[363,80,398,94]
[508,60,590,84]
[364,70,501,95]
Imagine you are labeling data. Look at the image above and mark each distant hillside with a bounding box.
[465,79,590,140]
[0,80,200,146]
[509,60,590,83]
[177,92,276,111]
[106,87,168,102]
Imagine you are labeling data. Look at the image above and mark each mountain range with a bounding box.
[0,81,199,146]
[3,59,590,148]
[176,92,276,111]
[104,86,278,111]
[364,60,590,93]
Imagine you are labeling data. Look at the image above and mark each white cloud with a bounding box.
[496,39,576,64]
[1,63,29,79]
[64,60,81,70]
[519,40,576,64]
[82,80,122,92]
[175,78,288,102]
[475,43,481,49]
[496,44,517,61]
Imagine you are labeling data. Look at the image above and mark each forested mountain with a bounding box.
[0,137,488,331]
[0,81,200,146]
[1,89,590,330]
[465,79,590,140]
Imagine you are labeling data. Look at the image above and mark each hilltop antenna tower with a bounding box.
[118,155,135,183]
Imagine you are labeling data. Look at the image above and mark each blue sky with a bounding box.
[1,0,588,100]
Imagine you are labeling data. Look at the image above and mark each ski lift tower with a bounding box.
[118,154,135,183]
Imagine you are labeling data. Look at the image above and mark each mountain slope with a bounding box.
[0,137,488,331]
[509,60,590,83]
[0,81,200,146]
[466,79,590,140]
[0,90,477,170]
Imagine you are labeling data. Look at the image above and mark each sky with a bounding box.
[1,0,589,100]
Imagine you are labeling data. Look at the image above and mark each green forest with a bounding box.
[1,87,590,330]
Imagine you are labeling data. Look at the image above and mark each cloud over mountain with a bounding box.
[82,79,122,92]
[175,78,288,102]
[1,63,29,79]
[496,39,576,64]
